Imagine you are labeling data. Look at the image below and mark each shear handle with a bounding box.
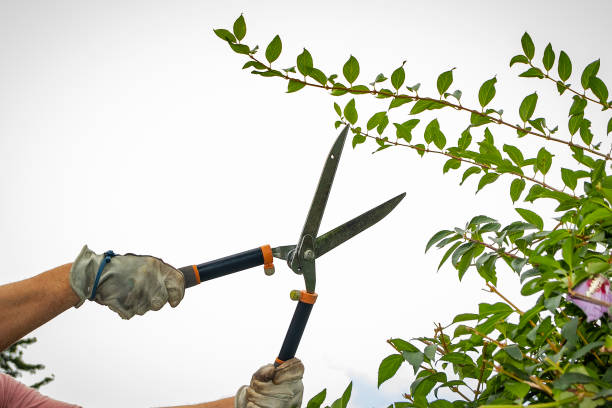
[274,291,317,367]
[179,245,274,288]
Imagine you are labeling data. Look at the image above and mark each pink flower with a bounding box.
[568,274,612,322]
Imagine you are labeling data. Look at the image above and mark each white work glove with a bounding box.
[235,358,304,408]
[69,245,185,319]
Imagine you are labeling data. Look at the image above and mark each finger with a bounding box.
[162,264,185,308]
[251,378,301,399]
[274,358,304,384]
[251,364,275,383]
[246,386,291,408]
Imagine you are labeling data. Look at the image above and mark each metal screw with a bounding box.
[303,249,315,261]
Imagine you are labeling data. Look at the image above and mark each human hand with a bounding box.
[69,245,184,319]
[235,358,304,408]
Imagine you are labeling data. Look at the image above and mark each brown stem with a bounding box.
[486,283,561,353]
[246,53,608,160]
[464,237,520,259]
[531,62,610,110]
[568,289,612,308]
[349,126,576,199]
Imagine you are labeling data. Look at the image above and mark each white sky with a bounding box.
[0,1,610,407]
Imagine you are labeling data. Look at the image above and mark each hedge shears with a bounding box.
[178,125,405,366]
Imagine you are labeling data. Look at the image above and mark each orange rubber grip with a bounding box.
[192,265,201,285]
[299,290,318,304]
[261,245,274,270]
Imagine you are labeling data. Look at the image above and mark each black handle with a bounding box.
[180,245,273,288]
[274,292,316,367]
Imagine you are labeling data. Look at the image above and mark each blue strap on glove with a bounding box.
[89,250,116,300]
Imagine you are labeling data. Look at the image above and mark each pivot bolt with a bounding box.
[303,249,315,261]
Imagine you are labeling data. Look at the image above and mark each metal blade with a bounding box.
[314,192,406,258]
[297,125,349,244]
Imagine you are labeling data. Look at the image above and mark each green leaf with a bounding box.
[391,65,406,90]
[330,382,352,408]
[558,51,572,81]
[519,67,544,78]
[521,32,535,60]
[453,313,479,323]
[343,99,358,125]
[503,144,525,166]
[510,178,526,203]
[265,35,282,63]
[561,168,577,190]
[309,68,327,86]
[306,389,327,408]
[542,43,555,71]
[410,100,446,114]
[352,134,366,148]
[562,237,575,268]
[589,76,608,103]
[378,354,403,387]
[536,147,553,175]
[460,166,481,185]
[608,117,612,135]
[436,69,454,96]
[373,73,387,83]
[572,341,605,360]
[348,85,370,95]
[296,48,313,76]
[343,55,360,84]
[554,372,594,390]
[229,42,251,55]
[580,118,593,145]
[213,28,236,43]
[330,83,348,96]
[440,352,475,366]
[287,79,306,93]
[425,230,454,253]
[515,208,543,230]
[477,173,499,193]
[438,242,461,270]
[242,61,267,70]
[443,159,460,173]
[470,112,491,127]
[424,344,437,361]
[232,15,246,41]
[402,351,424,374]
[478,77,497,108]
[510,54,529,66]
[519,92,538,122]
[561,317,579,349]
[388,96,412,110]
[581,59,600,90]
[424,119,445,149]
[505,382,530,399]
[333,102,342,117]
[568,114,582,135]
[504,344,523,361]
[569,95,587,116]
[367,111,387,131]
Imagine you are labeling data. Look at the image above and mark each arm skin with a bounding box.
[0,264,235,408]
[0,263,79,351]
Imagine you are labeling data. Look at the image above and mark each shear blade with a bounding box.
[313,192,406,259]
[297,125,349,246]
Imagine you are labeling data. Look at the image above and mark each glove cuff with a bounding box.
[234,385,248,408]
[69,245,103,307]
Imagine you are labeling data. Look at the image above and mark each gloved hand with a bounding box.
[69,245,184,319]
[235,358,304,408]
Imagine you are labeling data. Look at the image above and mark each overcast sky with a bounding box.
[1,1,610,407]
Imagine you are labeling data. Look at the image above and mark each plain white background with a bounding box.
[1,1,610,406]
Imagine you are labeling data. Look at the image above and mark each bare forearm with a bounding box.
[163,396,234,408]
[0,263,79,350]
